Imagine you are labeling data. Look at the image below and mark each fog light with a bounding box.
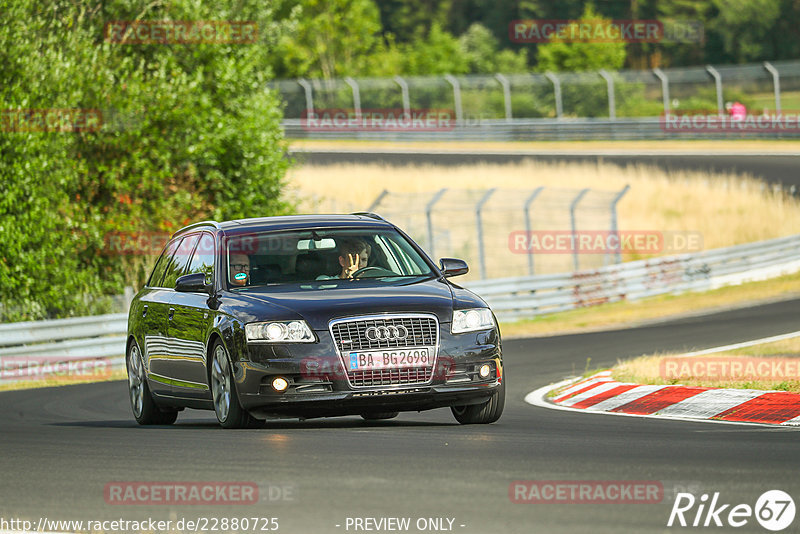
[479,364,491,378]
[272,377,289,392]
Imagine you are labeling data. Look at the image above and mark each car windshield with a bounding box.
[224,228,434,289]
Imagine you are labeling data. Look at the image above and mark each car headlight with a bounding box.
[451,308,494,334]
[245,320,315,343]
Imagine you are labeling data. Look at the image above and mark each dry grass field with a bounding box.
[287,160,800,277]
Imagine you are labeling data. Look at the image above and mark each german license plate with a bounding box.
[348,347,431,371]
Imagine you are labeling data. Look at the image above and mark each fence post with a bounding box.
[545,72,563,118]
[764,62,782,113]
[444,74,464,126]
[367,189,389,212]
[598,69,616,120]
[705,65,724,115]
[394,76,411,116]
[426,188,448,259]
[495,73,513,121]
[524,186,545,275]
[475,188,497,280]
[344,77,361,119]
[297,78,314,116]
[609,185,630,265]
[652,68,670,114]
[570,188,590,272]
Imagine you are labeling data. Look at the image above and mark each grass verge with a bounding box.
[0,368,127,392]
[612,335,800,393]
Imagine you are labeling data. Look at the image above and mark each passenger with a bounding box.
[229,253,251,286]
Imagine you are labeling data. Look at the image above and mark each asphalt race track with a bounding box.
[2,297,800,533]
[293,149,800,189]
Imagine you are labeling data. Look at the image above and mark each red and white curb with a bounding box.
[527,370,800,427]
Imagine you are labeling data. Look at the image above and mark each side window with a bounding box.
[148,239,181,287]
[186,232,215,284]
[162,234,200,289]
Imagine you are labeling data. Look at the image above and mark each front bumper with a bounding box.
[234,325,502,418]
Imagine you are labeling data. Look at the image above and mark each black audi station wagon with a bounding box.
[126,214,504,428]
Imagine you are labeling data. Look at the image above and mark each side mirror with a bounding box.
[439,258,469,278]
[175,273,211,293]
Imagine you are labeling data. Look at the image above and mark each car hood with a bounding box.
[221,277,463,330]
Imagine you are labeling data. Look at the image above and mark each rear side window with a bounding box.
[162,234,200,289]
[148,239,181,287]
[186,232,216,284]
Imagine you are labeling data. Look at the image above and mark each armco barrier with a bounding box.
[465,234,800,320]
[1,234,799,384]
[0,313,128,384]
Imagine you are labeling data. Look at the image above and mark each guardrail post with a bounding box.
[495,73,513,122]
[609,185,630,265]
[598,69,616,120]
[393,76,411,116]
[426,188,448,259]
[652,68,670,114]
[545,72,563,118]
[764,62,782,113]
[367,189,389,212]
[524,187,545,275]
[570,188,590,271]
[475,188,497,279]
[297,78,314,116]
[705,65,724,115]
[444,74,464,126]
[344,77,361,120]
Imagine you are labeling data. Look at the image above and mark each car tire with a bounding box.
[210,340,263,429]
[127,340,178,425]
[360,412,399,421]
[450,378,505,425]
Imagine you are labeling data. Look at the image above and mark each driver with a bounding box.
[315,238,370,280]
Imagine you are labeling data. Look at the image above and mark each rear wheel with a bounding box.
[360,412,399,421]
[451,379,505,425]
[210,340,263,429]
[127,340,178,425]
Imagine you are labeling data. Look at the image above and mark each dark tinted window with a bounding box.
[186,232,215,284]
[148,239,181,287]
[162,233,200,289]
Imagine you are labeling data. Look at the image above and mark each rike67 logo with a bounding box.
[668,490,795,531]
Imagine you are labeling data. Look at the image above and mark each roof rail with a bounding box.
[351,212,384,220]
[172,220,222,238]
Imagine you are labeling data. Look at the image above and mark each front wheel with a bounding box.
[127,340,178,425]
[210,340,263,429]
[451,379,505,424]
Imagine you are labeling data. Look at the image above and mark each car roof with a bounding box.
[171,213,394,238]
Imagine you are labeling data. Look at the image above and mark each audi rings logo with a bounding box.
[365,325,409,341]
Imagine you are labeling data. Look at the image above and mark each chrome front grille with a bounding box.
[330,316,437,352]
[329,314,439,387]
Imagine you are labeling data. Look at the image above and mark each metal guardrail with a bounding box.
[465,234,800,320]
[1,233,799,383]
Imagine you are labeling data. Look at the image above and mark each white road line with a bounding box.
[683,331,800,356]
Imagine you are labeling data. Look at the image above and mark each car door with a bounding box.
[167,232,215,400]
[140,237,183,397]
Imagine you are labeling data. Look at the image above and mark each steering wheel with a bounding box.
[352,266,391,278]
